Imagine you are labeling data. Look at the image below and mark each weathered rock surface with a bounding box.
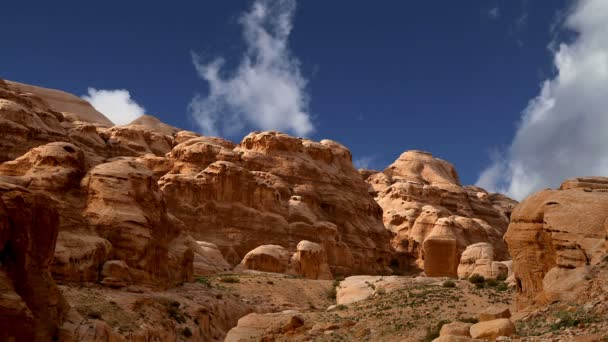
[506,176,608,309]
[469,318,516,339]
[457,242,509,280]
[362,150,517,277]
[240,245,292,274]
[290,240,333,280]
[0,181,68,341]
[225,311,305,342]
[161,131,394,275]
[440,321,473,337]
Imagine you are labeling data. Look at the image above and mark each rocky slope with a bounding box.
[361,150,517,278]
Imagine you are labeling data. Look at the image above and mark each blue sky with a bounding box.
[4,0,604,197]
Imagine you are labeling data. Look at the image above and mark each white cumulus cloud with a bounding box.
[82,88,145,126]
[189,0,313,138]
[477,0,608,200]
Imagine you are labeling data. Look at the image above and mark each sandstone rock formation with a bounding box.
[0,181,68,341]
[362,150,517,277]
[469,318,516,339]
[506,176,608,309]
[160,131,394,275]
[457,242,509,280]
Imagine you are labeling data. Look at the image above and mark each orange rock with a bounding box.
[506,177,608,309]
[365,150,516,277]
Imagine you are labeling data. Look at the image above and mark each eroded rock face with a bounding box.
[457,242,509,280]
[363,150,517,277]
[506,177,608,309]
[0,181,68,341]
[161,131,394,276]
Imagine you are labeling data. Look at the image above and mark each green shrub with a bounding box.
[475,282,485,289]
[486,278,498,287]
[459,317,479,324]
[496,283,509,292]
[468,274,485,284]
[195,276,211,287]
[219,276,240,283]
[442,280,456,288]
[326,286,337,300]
[497,273,508,281]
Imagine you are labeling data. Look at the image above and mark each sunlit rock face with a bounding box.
[506,177,608,309]
[361,150,517,277]
[160,131,394,276]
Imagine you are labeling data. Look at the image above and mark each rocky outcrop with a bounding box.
[290,240,333,280]
[457,242,509,280]
[240,245,292,274]
[0,181,68,341]
[362,150,517,277]
[161,131,394,276]
[506,177,608,309]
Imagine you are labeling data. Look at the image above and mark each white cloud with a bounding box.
[477,0,608,200]
[354,156,375,170]
[82,88,145,126]
[189,0,313,138]
[488,6,501,20]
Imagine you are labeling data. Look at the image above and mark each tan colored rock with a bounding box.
[240,245,291,274]
[4,80,113,126]
[457,243,509,280]
[367,151,516,276]
[432,336,477,342]
[188,239,232,276]
[505,177,608,309]
[83,159,192,285]
[478,307,511,322]
[128,114,181,136]
[161,131,393,275]
[469,318,516,339]
[52,232,112,282]
[225,311,305,342]
[291,240,333,280]
[336,275,436,305]
[440,321,473,337]
[101,260,131,282]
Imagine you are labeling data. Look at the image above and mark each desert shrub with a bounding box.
[497,273,508,281]
[326,286,337,300]
[195,276,211,288]
[486,278,498,287]
[468,274,485,284]
[459,317,479,324]
[377,287,386,295]
[497,283,509,292]
[442,280,456,288]
[219,276,240,283]
[475,282,485,289]
[336,304,347,310]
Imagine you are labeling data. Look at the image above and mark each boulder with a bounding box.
[52,232,112,282]
[291,240,333,280]
[457,243,509,280]
[240,245,291,274]
[478,307,511,322]
[469,318,516,339]
[440,321,473,337]
[225,311,305,342]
